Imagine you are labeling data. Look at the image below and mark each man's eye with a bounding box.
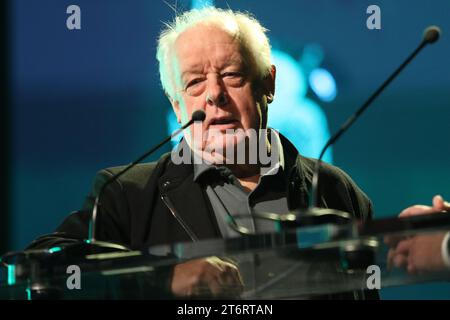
[222,72,243,78]
[186,78,204,89]
[222,72,245,86]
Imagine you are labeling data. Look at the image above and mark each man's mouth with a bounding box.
[208,118,239,130]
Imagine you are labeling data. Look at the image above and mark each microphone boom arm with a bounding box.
[310,26,441,208]
[89,110,205,242]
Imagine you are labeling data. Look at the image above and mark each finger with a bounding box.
[191,268,220,297]
[210,262,244,297]
[221,275,244,298]
[188,258,223,297]
[206,256,226,272]
[387,249,395,270]
[207,275,225,297]
[395,238,413,255]
[433,194,450,211]
[225,262,243,280]
[193,283,215,297]
[393,254,408,269]
[433,195,444,209]
[384,234,406,247]
[201,260,232,297]
[407,260,418,275]
[224,264,244,289]
[217,275,241,297]
[217,263,243,288]
[399,205,435,218]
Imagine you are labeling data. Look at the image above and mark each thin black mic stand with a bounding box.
[249,26,441,229]
[88,110,206,247]
[309,26,441,211]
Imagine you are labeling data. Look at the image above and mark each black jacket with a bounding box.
[28,134,373,249]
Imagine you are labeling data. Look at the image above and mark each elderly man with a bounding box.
[28,8,375,298]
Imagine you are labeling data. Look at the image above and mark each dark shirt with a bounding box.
[193,131,290,237]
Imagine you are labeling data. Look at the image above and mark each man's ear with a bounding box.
[166,92,181,123]
[263,65,276,103]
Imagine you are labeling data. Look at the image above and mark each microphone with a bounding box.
[89,109,206,243]
[309,25,441,210]
[423,26,441,44]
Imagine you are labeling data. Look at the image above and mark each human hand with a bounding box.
[387,232,447,274]
[385,195,450,247]
[386,195,450,274]
[171,256,244,298]
[398,194,450,218]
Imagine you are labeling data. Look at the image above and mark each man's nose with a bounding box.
[205,78,229,107]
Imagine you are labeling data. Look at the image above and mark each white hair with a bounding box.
[156,7,272,99]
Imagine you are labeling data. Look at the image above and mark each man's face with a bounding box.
[170,24,274,163]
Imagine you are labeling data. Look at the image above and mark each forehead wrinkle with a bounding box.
[181,55,244,74]
[173,26,250,85]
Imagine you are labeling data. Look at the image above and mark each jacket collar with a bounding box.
[157,145,220,240]
[276,132,310,209]
[156,130,310,240]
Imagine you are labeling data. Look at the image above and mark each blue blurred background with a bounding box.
[6,0,450,298]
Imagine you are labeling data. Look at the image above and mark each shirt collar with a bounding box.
[193,129,285,181]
